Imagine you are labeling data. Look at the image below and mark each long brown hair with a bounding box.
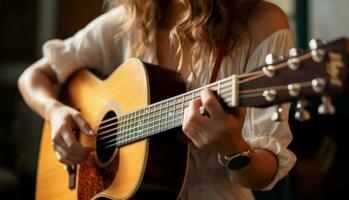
[108,0,259,73]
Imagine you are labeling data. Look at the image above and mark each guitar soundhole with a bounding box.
[96,111,118,164]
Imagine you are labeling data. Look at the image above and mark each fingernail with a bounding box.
[88,130,95,136]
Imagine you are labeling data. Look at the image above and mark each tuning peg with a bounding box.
[263,54,284,77]
[289,48,305,57]
[309,39,326,63]
[318,96,336,115]
[262,65,276,77]
[312,78,326,93]
[263,89,277,102]
[271,105,284,122]
[288,83,301,97]
[294,100,311,121]
[309,39,325,49]
[265,53,285,65]
[288,48,304,70]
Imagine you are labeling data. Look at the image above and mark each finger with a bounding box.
[183,104,200,140]
[60,126,91,158]
[184,99,208,124]
[72,113,95,136]
[188,98,204,118]
[200,89,225,119]
[183,100,209,138]
[53,142,86,165]
[55,134,90,158]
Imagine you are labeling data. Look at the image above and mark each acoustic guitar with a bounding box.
[36,38,349,200]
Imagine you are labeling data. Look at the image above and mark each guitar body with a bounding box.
[36,59,189,200]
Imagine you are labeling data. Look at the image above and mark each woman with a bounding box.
[18,0,296,199]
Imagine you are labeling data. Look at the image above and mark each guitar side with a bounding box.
[36,59,189,200]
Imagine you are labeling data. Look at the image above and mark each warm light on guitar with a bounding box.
[36,38,349,200]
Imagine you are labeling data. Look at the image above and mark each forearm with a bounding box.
[231,148,278,190]
[18,58,62,121]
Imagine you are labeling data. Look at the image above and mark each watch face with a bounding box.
[228,155,251,170]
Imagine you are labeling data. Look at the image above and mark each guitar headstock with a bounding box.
[238,38,349,121]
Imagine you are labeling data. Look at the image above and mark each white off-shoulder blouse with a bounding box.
[43,6,297,200]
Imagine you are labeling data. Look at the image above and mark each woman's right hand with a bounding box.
[47,101,95,165]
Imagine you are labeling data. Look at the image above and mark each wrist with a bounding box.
[225,135,249,156]
[45,100,63,121]
[218,136,252,171]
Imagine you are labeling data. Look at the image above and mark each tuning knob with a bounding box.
[288,48,304,70]
[309,39,326,63]
[263,54,284,77]
[288,83,301,97]
[271,105,284,122]
[265,53,284,65]
[262,65,276,77]
[312,78,326,93]
[263,90,277,102]
[318,96,336,115]
[294,100,311,121]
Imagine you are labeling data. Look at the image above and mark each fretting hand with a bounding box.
[182,89,249,155]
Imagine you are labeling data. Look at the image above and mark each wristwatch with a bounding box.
[217,148,251,170]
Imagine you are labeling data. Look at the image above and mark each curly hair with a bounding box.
[107,0,259,73]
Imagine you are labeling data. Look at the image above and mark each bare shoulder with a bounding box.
[247,1,290,46]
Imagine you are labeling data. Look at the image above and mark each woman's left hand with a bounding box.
[182,88,248,155]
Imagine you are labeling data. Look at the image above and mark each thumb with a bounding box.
[72,113,95,136]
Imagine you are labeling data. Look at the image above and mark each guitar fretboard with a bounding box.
[97,76,234,150]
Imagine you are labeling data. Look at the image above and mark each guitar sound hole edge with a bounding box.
[95,111,119,168]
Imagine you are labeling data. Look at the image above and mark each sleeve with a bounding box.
[42,6,126,84]
[242,29,297,191]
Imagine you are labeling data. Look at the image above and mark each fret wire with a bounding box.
[181,94,185,121]
[173,97,176,129]
[165,100,169,131]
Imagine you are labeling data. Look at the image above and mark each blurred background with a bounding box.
[0,0,349,199]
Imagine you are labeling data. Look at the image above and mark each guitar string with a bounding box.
[97,82,233,134]
[239,53,312,84]
[96,73,265,138]
[97,88,233,140]
[96,76,233,131]
[97,92,235,141]
[98,81,316,149]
